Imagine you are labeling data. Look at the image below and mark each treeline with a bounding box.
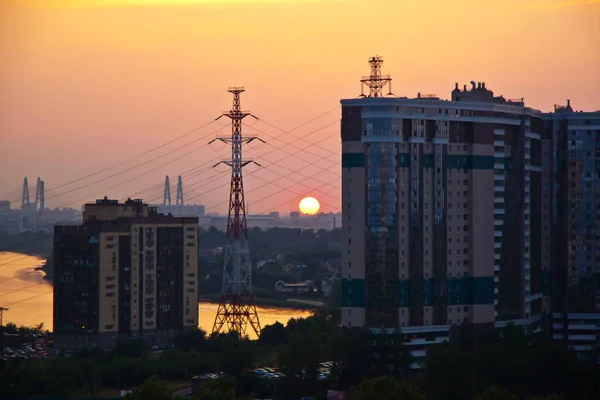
[0,230,52,257]
[2,311,599,399]
[199,227,342,297]
[198,226,342,256]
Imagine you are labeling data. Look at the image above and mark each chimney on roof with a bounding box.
[470,81,476,90]
[454,82,459,90]
[482,82,486,89]
[463,84,467,91]
[477,82,481,89]
[567,99,571,107]
[418,92,421,98]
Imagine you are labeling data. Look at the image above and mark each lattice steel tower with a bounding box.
[360,55,393,98]
[210,87,263,337]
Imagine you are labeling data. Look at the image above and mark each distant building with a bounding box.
[0,200,10,213]
[53,197,199,348]
[274,280,314,294]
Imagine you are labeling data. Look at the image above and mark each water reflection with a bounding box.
[0,252,311,339]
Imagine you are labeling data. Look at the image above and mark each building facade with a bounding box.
[340,57,600,363]
[545,106,600,359]
[53,198,199,348]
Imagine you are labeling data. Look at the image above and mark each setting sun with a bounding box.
[299,197,320,215]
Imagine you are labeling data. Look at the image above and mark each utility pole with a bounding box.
[0,307,8,370]
[210,87,264,337]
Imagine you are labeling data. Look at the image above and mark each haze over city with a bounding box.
[1,0,599,214]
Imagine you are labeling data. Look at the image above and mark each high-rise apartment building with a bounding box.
[53,197,199,348]
[341,56,600,363]
[545,104,600,358]
[341,57,547,348]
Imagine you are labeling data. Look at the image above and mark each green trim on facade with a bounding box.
[447,277,468,305]
[398,279,410,307]
[468,277,495,305]
[423,154,434,168]
[397,153,410,168]
[342,153,365,168]
[447,155,494,170]
[344,277,494,308]
[423,278,434,306]
[445,277,495,305]
[341,279,365,307]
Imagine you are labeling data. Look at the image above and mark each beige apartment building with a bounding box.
[53,197,198,348]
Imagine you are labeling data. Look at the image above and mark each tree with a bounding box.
[348,376,425,400]
[125,376,172,400]
[422,342,475,400]
[258,322,287,346]
[174,327,207,352]
[533,395,566,400]
[475,386,518,400]
[194,377,236,400]
[112,338,149,358]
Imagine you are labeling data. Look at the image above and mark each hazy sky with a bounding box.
[1,0,599,215]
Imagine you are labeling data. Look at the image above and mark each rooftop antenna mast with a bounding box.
[210,87,264,337]
[360,55,393,98]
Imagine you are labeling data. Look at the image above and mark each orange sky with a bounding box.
[1,0,599,215]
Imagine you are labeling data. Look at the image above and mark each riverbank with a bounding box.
[0,232,52,257]
[198,294,326,310]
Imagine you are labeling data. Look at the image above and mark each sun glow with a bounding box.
[299,197,320,215]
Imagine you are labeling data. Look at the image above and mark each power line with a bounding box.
[44,124,229,202]
[5,119,220,205]
[0,108,343,272]
[0,173,342,314]
[183,133,340,208]
[244,121,340,166]
[196,142,342,214]
[139,117,343,207]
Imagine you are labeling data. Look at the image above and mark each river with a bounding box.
[0,252,310,339]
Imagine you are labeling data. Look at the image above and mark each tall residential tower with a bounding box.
[545,104,600,358]
[341,57,546,345]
